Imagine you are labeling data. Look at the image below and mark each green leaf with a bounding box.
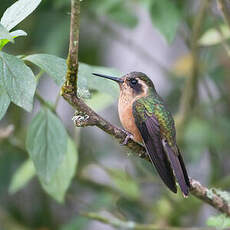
[199,24,230,46]
[0,142,26,194]
[0,86,10,120]
[9,159,35,194]
[23,54,121,98]
[107,168,140,199]
[0,40,9,50]
[85,92,115,112]
[207,214,230,228]
[26,108,67,183]
[116,197,145,222]
[79,63,121,97]
[0,23,13,49]
[0,23,13,41]
[148,0,182,43]
[0,0,42,31]
[24,54,67,86]
[0,29,27,50]
[0,52,36,112]
[41,138,78,203]
[60,216,88,230]
[92,0,138,28]
[106,2,138,28]
[184,117,224,161]
[10,29,27,38]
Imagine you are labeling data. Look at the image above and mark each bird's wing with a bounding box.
[133,100,190,196]
[133,101,177,193]
[163,142,190,196]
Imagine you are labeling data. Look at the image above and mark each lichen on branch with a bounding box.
[61,0,80,95]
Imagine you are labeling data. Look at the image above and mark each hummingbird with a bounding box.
[92,72,190,196]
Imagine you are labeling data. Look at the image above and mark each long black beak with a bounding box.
[92,73,124,83]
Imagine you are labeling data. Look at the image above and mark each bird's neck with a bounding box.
[119,85,149,105]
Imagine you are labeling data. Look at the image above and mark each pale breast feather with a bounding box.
[118,96,142,142]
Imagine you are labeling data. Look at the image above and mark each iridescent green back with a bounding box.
[134,92,176,146]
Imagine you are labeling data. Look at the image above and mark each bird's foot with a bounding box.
[121,130,134,145]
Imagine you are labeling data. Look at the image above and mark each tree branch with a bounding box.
[67,93,147,160]
[218,0,230,28]
[190,179,230,215]
[61,0,230,217]
[81,211,221,230]
[61,0,80,95]
[35,91,56,113]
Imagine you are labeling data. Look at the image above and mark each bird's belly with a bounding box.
[118,102,142,143]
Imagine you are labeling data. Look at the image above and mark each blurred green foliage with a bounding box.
[1,0,230,229]
[207,214,230,228]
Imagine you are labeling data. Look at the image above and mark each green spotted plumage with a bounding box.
[134,92,176,147]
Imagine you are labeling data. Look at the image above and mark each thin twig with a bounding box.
[218,0,230,28]
[217,0,230,56]
[81,211,220,230]
[35,69,44,83]
[54,93,61,110]
[35,71,57,113]
[176,0,209,141]
[61,0,230,217]
[35,91,56,113]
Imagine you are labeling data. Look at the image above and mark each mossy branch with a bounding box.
[61,0,80,95]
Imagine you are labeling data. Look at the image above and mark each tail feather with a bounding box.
[140,123,178,193]
[164,143,190,196]
[177,147,190,188]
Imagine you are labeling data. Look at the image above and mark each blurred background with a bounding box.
[1,0,230,229]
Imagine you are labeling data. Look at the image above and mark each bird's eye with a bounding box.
[130,78,137,85]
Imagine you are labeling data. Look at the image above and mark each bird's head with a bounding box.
[93,72,155,99]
